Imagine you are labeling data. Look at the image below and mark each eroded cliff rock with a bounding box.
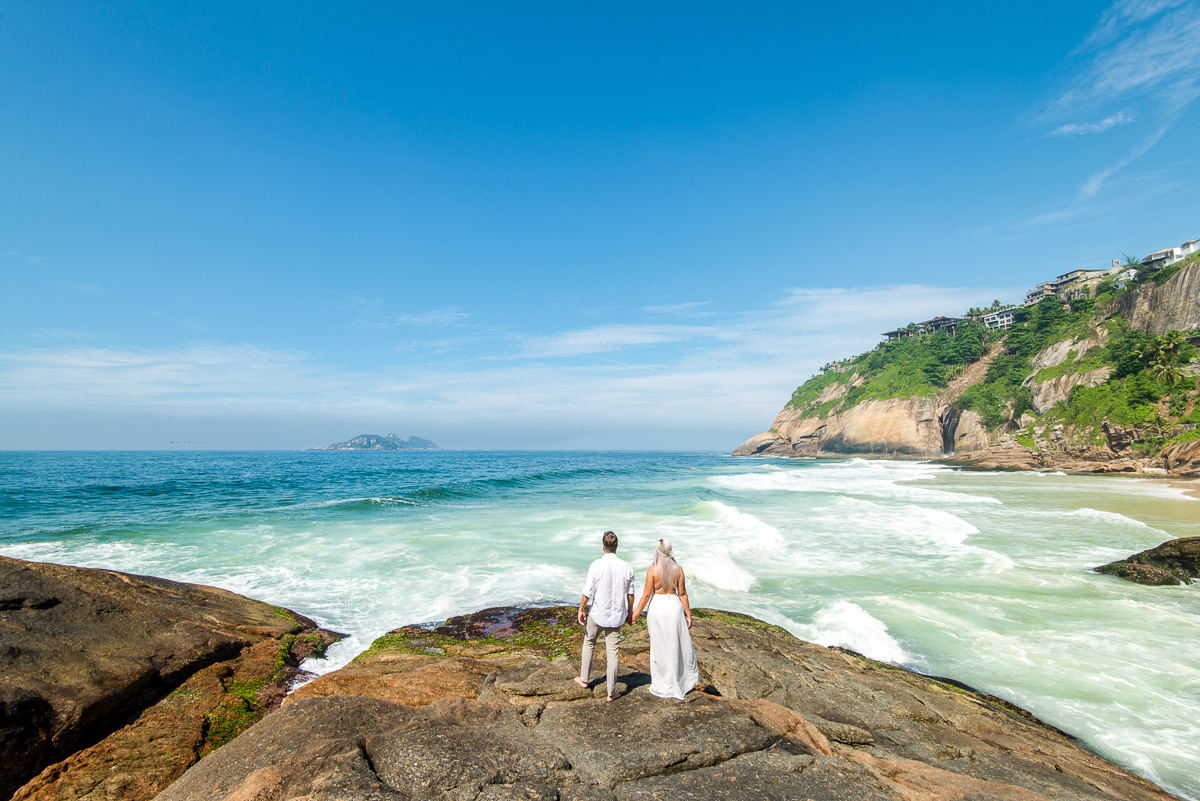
[158,606,1179,801]
[1113,262,1200,335]
[0,556,339,801]
[733,396,947,457]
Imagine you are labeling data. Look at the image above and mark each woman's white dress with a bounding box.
[646,592,700,699]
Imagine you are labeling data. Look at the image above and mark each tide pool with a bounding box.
[1,451,1197,799]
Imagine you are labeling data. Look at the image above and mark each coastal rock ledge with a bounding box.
[2,559,1182,801]
[0,556,340,801]
[170,605,1179,801]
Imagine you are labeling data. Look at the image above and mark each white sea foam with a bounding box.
[796,601,910,665]
[707,501,786,552]
[1063,507,1153,527]
[709,461,1002,506]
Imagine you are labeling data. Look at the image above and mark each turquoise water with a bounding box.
[2,451,1197,799]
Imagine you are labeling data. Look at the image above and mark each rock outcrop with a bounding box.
[0,556,340,801]
[1162,438,1200,475]
[158,606,1178,801]
[1096,536,1200,586]
[733,396,946,457]
[1112,262,1200,335]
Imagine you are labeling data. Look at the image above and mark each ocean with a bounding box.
[1,450,1197,799]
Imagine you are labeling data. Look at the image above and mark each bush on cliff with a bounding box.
[786,322,989,417]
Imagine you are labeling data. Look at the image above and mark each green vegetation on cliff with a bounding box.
[782,271,1199,459]
[786,323,989,418]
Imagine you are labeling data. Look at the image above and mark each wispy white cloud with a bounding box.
[1047,110,1136,137]
[27,329,97,342]
[517,323,707,358]
[0,282,1026,449]
[1024,0,1200,223]
[338,296,472,329]
[642,301,712,314]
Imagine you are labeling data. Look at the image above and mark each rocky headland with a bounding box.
[1,557,1185,801]
[735,261,1200,478]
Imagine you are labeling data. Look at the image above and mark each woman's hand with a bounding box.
[685,613,692,629]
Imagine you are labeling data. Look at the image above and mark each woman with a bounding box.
[631,538,700,699]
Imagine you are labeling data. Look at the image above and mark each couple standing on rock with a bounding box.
[574,530,700,701]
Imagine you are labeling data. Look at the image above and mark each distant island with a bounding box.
[310,433,439,451]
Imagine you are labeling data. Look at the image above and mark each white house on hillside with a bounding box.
[982,308,1015,330]
[1141,237,1199,271]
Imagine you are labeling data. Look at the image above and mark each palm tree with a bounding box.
[1135,340,1164,364]
[1159,329,1186,356]
[1147,357,1185,386]
[1122,254,1141,267]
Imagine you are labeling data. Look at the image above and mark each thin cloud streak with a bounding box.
[1046,110,1136,137]
[642,301,712,314]
[0,283,1025,448]
[1021,0,1200,226]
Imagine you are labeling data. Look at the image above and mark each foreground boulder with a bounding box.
[159,606,1179,801]
[1096,536,1200,585]
[0,556,339,801]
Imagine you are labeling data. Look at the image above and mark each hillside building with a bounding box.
[1141,237,1199,272]
[1112,267,1138,289]
[982,308,1015,330]
[882,316,965,341]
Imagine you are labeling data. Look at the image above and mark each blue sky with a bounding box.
[2,1,1198,450]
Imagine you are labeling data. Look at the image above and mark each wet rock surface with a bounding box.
[159,606,1180,801]
[0,556,338,801]
[1096,536,1200,585]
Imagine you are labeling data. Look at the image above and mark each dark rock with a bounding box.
[1097,536,1200,585]
[0,556,338,801]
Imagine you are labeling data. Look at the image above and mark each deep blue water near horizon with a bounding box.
[2,450,1198,799]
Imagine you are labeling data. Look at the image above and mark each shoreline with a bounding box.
[733,449,1200,485]
[1169,478,1200,500]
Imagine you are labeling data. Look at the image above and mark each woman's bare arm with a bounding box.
[631,565,657,621]
[678,570,692,628]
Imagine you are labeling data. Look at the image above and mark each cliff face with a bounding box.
[1113,262,1200,335]
[734,396,949,457]
[734,263,1200,476]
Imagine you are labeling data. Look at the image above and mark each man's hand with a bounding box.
[578,608,588,626]
[626,612,634,626]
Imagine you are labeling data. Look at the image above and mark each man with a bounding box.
[575,530,635,701]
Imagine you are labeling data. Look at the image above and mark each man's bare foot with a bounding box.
[607,692,620,702]
[573,677,588,689]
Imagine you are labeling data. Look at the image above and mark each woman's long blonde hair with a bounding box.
[654,538,682,593]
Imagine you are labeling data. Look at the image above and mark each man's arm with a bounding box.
[625,593,635,625]
[578,594,589,626]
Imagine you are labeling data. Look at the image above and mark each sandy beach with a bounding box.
[1170,478,1200,501]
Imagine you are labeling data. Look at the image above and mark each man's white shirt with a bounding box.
[582,552,635,627]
